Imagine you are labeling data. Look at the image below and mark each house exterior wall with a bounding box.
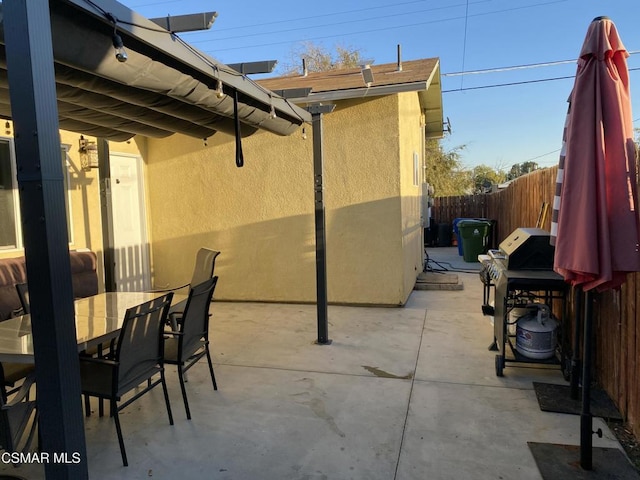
[397,92,427,301]
[322,96,404,305]
[144,93,418,306]
[0,92,426,307]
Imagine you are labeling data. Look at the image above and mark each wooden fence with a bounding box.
[433,167,640,437]
[431,167,559,241]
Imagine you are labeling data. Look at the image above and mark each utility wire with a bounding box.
[206,0,569,53]
[189,1,490,44]
[130,0,492,35]
[442,67,640,93]
[444,51,640,76]
[459,0,470,90]
[210,0,492,33]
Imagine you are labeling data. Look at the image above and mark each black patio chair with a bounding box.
[1,362,35,400]
[79,293,174,467]
[3,287,35,398]
[15,282,30,315]
[0,371,38,455]
[167,248,219,327]
[164,277,218,420]
[150,248,219,328]
[152,248,219,295]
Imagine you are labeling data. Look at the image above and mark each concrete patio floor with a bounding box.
[1,247,631,479]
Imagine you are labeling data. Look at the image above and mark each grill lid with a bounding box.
[499,228,555,270]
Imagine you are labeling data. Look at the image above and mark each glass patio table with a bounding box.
[0,292,183,363]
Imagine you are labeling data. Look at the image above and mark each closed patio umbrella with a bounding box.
[552,17,640,289]
[551,16,640,471]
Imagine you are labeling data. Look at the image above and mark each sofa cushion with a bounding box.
[0,257,27,321]
[0,250,98,320]
[70,251,98,299]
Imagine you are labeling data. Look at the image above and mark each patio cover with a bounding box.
[0,0,310,142]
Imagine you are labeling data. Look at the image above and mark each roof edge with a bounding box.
[286,81,430,104]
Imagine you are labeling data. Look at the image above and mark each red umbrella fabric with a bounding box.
[552,16,640,292]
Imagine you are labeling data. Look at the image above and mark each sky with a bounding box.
[124,0,640,171]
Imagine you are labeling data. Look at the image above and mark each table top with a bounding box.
[0,291,183,363]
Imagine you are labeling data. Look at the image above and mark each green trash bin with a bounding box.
[458,220,492,262]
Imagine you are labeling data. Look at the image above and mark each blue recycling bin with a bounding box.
[452,218,467,256]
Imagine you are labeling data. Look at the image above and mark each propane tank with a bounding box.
[515,304,558,360]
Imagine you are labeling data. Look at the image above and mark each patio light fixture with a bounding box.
[215,79,224,98]
[79,135,99,171]
[112,30,128,63]
[104,12,128,63]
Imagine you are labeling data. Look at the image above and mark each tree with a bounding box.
[506,161,539,180]
[472,164,506,193]
[281,41,365,75]
[424,140,473,197]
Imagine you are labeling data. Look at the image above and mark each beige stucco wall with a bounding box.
[0,93,426,306]
[397,92,427,301]
[145,126,316,303]
[144,93,422,306]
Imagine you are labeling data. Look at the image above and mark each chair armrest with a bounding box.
[163,330,183,339]
[79,356,118,368]
[3,372,36,408]
[147,283,189,293]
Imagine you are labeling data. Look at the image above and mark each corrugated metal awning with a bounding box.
[0,0,310,142]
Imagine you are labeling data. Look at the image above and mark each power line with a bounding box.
[445,59,577,76]
[443,74,574,92]
[442,67,640,93]
[130,0,492,36]
[444,51,640,76]
[459,0,471,90]
[204,0,568,53]
[126,0,175,7]
[211,0,486,33]
[191,2,484,44]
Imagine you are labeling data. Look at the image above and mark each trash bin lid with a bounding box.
[457,219,491,227]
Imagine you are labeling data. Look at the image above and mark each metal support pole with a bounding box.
[570,287,583,400]
[308,104,335,345]
[98,139,117,292]
[580,289,593,470]
[4,0,88,477]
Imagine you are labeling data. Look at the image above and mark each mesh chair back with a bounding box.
[15,283,30,314]
[180,277,218,361]
[189,249,220,288]
[0,373,37,453]
[115,293,173,393]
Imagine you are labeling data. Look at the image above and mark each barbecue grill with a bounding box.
[479,228,569,376]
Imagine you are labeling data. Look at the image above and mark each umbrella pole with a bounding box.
[570,287,583,399]
[580,289,593,470]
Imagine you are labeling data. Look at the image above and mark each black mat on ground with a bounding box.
[528,442,639,479]
[533,382,623,421]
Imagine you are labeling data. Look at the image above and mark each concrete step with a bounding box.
[414,272,464,291]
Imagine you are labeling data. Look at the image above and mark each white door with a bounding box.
[110,153,151,291]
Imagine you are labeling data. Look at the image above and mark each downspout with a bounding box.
[234,90,244,167]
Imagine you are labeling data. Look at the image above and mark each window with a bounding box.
[0,139,18,250]
[0,138,73,250]
[413,151,420,187]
